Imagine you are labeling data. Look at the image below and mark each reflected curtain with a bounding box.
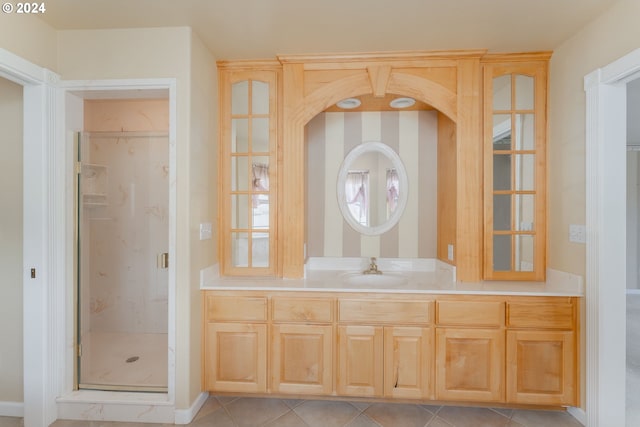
[345,171,369,226]
[252,163,269,208]
[386,168,399,218]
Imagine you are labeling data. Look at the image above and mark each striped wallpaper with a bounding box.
[306,111,438,259]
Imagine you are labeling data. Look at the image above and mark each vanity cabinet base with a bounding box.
[202,291,578,408]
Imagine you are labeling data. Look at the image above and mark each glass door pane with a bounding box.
[77,131,169,392]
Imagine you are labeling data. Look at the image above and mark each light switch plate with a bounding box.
[447,244,454,261]
[199,222,212,240]
[569,224,586,244]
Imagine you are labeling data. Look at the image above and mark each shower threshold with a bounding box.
[79,383,168,393]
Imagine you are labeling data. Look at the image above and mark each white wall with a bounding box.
[548,0,640,410]
[186,30,218,405]
[549,0,640,278]
[0,76,23,403]
[0,13,57,71]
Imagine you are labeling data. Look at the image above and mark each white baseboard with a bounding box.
[0,401,24,417]
[174,391,209,424]
[567,406,586,426]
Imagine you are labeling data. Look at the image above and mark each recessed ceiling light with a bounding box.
[390,97,416,109]
[336,98,361,109]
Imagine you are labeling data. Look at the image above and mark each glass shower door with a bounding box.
[76,131,169,392]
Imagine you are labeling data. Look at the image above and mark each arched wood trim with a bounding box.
[296,69,458,126]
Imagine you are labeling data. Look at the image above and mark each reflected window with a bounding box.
[345,170,369,226]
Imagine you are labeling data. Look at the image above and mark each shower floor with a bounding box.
[80,331,168,391]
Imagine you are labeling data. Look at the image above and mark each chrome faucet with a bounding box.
[363,257,383,275]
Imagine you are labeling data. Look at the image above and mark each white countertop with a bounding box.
[201,259,584,297]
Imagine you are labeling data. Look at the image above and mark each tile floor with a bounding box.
[5,296,640,426]
[1,396,584,427]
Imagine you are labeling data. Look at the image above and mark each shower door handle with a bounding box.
[157,252,169,269]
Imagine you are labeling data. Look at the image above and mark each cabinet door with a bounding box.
[271,324,333,395]
[506,330,576,405]
[204,322,267,393]
[384,326,433,399]
[483,61,548,280]
[219,69,279,276]
[436,328,504,402]
[337,325,383,397]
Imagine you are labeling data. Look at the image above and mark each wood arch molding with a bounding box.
[296,68,458,126]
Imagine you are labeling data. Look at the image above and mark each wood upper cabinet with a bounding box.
[218,63,281,276]
[482,54,550,281]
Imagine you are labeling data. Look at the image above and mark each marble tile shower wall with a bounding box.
[82,134,169,334]
[80,99,170,337]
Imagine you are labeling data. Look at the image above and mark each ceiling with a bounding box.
[39,0,619,60]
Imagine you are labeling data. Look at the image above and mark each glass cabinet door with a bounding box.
[483,61,547,280]
[220,69,279,275]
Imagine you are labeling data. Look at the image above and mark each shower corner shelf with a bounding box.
[81,163,108,207]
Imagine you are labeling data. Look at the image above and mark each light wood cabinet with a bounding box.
[271,323,333,395]
[384,326,433,399]
[482,55,550,281]
[218,63,281,276]
[337,299,434,399]
[505,299,577,406]
[435,328,504,402]
[506,330,575,405]
[202,291,578,408]
[204,322,267,393]
[337,325,384,397]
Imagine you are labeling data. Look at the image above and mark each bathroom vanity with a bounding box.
[201,266,580,408]
[207,49,576,409]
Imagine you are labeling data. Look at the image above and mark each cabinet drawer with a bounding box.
[272,297,334,322]
[339,299,432,324]
[206,295,268,321]
[507,302,574,330]
[437,300,504,327]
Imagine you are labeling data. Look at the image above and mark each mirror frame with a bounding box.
[336,141,409,236]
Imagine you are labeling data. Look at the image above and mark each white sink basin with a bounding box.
[341,272,408,287]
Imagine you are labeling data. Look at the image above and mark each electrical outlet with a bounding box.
[569,224,586,244]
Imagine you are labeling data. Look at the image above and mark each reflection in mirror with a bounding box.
[515,75,534,110]
[231,118,249,153]
[251,160,269,229]
[493,114,511,149]
[252,81,269,114]
[515,194,534,231]
[515,235,534,271]
[231,81,248,115]
[493,75,511,111]
[515,114,535,150]
[515,154,535,191]
[337,142,408,236]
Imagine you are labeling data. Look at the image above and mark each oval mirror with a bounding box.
[336,142,408,235]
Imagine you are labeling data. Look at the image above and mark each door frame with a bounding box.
[57,79,178,420]
[0,49,61,425]
[584,47,640,427]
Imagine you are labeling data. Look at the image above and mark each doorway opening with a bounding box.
[74,98,170,393]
